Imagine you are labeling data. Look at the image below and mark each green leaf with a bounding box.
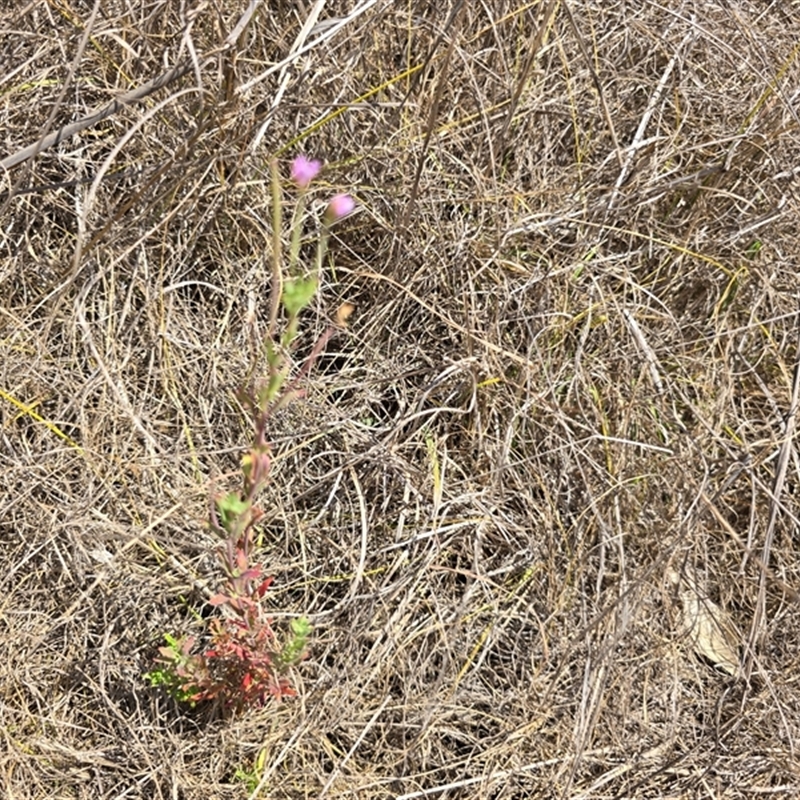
[282,277,318,317]
[280,616,311,666]
[291,616,311,638]
[217,493,250,529]
[145,635,204,706]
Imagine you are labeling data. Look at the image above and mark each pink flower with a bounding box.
[325,193,355,223]
[290,155,322,189]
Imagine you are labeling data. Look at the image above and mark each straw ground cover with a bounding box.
[2,0,800,797]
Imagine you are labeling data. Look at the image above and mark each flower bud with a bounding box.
[290,155,322,189]
[324,193,355,224]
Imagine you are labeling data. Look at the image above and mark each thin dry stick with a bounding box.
[318,694,392,798]
[561,648,609,797]
[562,0,623,171]
[396,754,573,800]
[0,62,194,173]
[357,268,553,380]
[76,87,202,267]
[226,0,262,45]
[250,0,328,152]
[238,0,381,96]
[0,0,262,175]
[58,503,184,627]
[606,27,696,211]
[699,490,800,606]
[744,325,800,679]
[267,161,284,341]
[622,309,664,395]
[0,0,101,212]
[248,723,310,800]
[345,464,369,603]
[497,0,561,147]
[74,281,161,457]
[400,0,465,232]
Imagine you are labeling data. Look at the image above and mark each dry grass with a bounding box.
[2,1,800,797]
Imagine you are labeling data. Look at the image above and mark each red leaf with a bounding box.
[228,597,246,614]
[209,593,229,606]
[256,576,274,598]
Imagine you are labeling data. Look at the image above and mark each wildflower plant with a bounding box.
[146,156,353,713]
